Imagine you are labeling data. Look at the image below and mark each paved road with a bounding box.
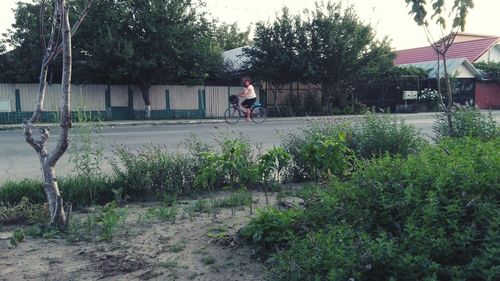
[0,113,492,183]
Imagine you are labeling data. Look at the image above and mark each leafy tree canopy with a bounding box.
[245,2,396,107]
[212,22,250,51]
[474,61,500,81]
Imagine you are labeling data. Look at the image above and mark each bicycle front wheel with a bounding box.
[224,106,241,124]
[251,107,267,124]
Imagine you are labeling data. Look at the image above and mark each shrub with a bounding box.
[434,104,499,140]
[249,137,499,280]
[281,120,354,182]
[111,144,198,199]
[59,175,115,208]
[0,179,44,205]
[300,132,353,180]
[268,226,392,281]
[352,113,426,158]
[239,207,301,255]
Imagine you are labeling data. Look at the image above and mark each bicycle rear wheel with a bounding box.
[224,106,241,124]
[251,106,267,124]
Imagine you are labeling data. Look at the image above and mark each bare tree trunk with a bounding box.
[441,54,454,135]
[140,85,151,119]
[22,0,92,229]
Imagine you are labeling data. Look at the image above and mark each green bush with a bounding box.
[282,121,354,182]
[111,144,198,199]
[58,175,115,208]
[0,179,45,205]
[352,113,426,158]
[434,105,499,140]
[268,226,393,281]
[300,132,353,180]
[249,137,500,280]
[239,207,301,255]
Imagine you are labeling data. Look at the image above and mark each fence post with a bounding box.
[198,89,205,118]
[105,85,111,120]
[15,89,21,112]
[165,89,170,118]
[128,86,134,119]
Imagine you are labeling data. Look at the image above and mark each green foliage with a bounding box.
[405,0,474,31]
[246,2,395,107]
[73,0,223,88]
[59,176,115,208]
[352,113,426,158]
[69,201,127,243]
[301,132,352,180]
[257,147,291,184]
[268,226,388,281]
[282,121,354,182]
[111,144,198,199]
[98,202,126,242]
[213,22,250,51]
[239,207,301,254]
[474,61,500,81]
[69,104,105,205]
[0,179,44,206]
[249,137,500,280]
[433,104,499,140]
[218,139,255,187]
[9,228,25,247]
[0,197,47,225]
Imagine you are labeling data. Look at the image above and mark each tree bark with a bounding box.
[22,0,91,229]
[140,85,151,119]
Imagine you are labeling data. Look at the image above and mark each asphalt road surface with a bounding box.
[0,114,465,183]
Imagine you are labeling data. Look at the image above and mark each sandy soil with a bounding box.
[0,192,276,281]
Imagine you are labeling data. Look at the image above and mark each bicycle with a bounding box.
[224,96,267,124]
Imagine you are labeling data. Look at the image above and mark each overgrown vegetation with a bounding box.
[2,112,498,280]
[241,137,500,280]
[433,104,499,140]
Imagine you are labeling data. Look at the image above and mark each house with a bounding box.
[394,33,500,109]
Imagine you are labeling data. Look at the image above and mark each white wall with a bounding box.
[476,44,500,63]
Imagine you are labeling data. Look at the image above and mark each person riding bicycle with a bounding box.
[239,79,257,121]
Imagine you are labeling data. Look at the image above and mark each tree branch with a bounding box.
[52,0,95,59]
[49,0,72,166]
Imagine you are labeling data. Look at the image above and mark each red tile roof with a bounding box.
[394,37,499,65]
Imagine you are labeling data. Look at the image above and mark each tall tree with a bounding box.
[405,0,474,133]
[0,1,54,83]
[74,0,223,118]
[213,22,251,51]
[244,7,307,111]
[302,2,394,107]
[2,0,224,119]
[23,0,93,228]
[246,2,394,108]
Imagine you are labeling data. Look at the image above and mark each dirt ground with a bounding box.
[0,192,277,281]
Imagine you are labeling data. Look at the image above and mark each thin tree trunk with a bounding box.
[441,54,455,136]
[22,0,90,229]
[140,85,151,119]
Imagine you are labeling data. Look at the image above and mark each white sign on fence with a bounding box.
[0,99,11,112]
[403,91,418,100]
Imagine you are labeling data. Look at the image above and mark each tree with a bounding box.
[73,0,223,118]
[213,22,250,51]
[22,0,93,228]
[3,0,224,119]
[474,61,500,81]
[302,2,394,107]
[244,7,308,114]
[405,0,474,133]
[245,2,394,108]
[0,1,55,83]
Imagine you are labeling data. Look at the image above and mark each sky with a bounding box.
[0,0,498,50]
